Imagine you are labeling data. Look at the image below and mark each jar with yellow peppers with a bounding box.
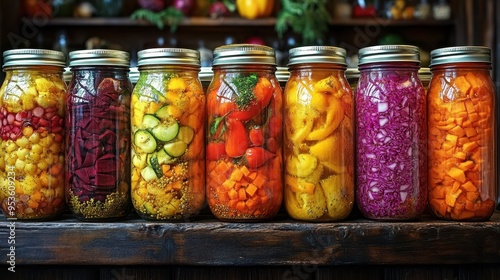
[66,49,132,221]
[0,49,67,220]
[206,44,283,221]
[283,46,354,221]
[428,46,497,221]
[131,48,205,220]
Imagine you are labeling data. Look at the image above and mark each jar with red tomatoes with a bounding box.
[206,44,283,221]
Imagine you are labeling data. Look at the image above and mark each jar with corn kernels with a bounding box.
[0,49,67,220]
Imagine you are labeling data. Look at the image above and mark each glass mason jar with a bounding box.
[66,49,132,221]
[0,49,66,220]
[283,46,354,221]
[428,46,497,221]
[355,45,428,220]
[131,48,205,221]
[206,44,283,221]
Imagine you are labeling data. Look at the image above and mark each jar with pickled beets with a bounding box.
[206,44,283,221]
[66,49,132,221]
[355,45,427,220]
[0,49,66,220]
[131,48,205,220]
[283,46,354,222]
[428,46,497,221]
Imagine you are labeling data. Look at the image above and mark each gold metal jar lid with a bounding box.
[287,46,347,66]
[69,49,130,67]
[3,49,66,68]
[137,48,200,67]
[358,45,420,65]
[430,46,491,66]
[213,44,276,66]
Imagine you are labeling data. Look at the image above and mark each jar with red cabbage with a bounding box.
[284,46,354,222]
[131,48,205,220]
[428,46,497,221]
[66,49,132,221]
[0,49,67,220]
[355,45,427,220]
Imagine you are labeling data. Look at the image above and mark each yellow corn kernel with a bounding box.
[6,142,17,153]
[15,159,26,171]
[31,144,43,155]
[28,132,40,144]
[37,161,49,172]
[25,163,37,175]
[22,126,34,138]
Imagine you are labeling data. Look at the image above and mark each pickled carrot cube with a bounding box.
[239,165,251,177]
[447,167,466,183]
[458,160,475,171]
[453,76,471,94]
[463,141,479,153]
[451,101,466,113]
[461,181,477,192]
[222,180,236,190]
[230,168,244,181]
[238,188,247,201]
[246,184,258,197]
[453,151,467,160]
[445,134,458,146]
[448,126,466,137]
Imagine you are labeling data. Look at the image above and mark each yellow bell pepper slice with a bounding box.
[306,97,344,141]
[320,173,354,219]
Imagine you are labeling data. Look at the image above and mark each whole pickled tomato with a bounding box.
[67,77,130,202]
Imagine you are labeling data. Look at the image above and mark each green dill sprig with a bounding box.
[276,0,331,45]
[131,7,184,32]
[233,73,258,109]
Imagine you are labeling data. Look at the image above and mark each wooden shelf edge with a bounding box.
[44,17,455,28]
[0,211,499,266]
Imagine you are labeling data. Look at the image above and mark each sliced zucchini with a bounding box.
[151,121,179,142]
[141,166,158,181]
[142,114,161,129]
[177,126,194,144]
[164,141,187,158]
[157,149,174,165]
[155,105,171,120]
[134,130,157,153]
[149,155,163,178]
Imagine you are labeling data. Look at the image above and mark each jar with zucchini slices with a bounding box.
[131,48,205,221]
[206,44,283,221]
[428,46,497,221]
[283,46,354,222]
[0,49,67,220]
[66,49,132,221]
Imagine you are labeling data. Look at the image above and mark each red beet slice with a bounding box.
[66,74,131,205]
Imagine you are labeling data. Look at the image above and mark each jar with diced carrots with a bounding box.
[0,49,67,220]
[428,46,497,221]
[206,44,283,221]
[283,46,354,221]
[131,48,206,221]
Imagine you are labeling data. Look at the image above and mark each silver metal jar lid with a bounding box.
[287,46,347,66]
[3,49,66,68]
[212,44,276,66]
[429,46,491,66]
[69,49,130,67]
[358,45,420,65]
[137,48,200,67]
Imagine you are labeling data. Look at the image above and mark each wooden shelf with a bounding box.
[44,17,455,28]
[0,211,499,266]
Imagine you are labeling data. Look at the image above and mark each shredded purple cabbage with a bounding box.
[355,69,427,219]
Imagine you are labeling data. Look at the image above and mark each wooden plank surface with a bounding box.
[0,211,499,266]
